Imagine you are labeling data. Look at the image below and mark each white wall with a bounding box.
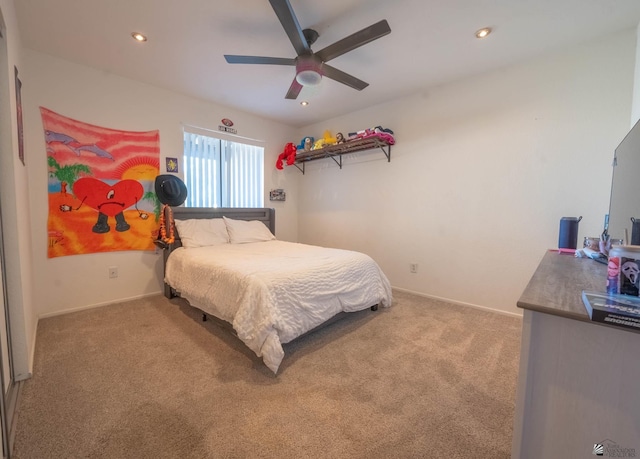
[23,49,299,318]
[632,22,640,126]
[296,29,635,315]
[0,0,34,380]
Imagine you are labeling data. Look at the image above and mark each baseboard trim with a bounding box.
[38,292,163,320]
[391,287,523,319]
[27,320,37,382]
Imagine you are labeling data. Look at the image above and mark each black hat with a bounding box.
[155,174,187,206]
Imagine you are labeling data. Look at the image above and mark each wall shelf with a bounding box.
[293,137,392,174]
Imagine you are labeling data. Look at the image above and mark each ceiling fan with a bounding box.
[223,0,391,100]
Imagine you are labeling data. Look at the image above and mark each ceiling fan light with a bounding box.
[296,69,322,87]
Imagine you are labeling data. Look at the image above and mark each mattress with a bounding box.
[164,240,392,373]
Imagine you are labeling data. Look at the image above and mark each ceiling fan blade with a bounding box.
[315,19,391,63]
[268,0,310,56]
[322,65,368,91]
[224,55,296,65]
[285,78,303,99]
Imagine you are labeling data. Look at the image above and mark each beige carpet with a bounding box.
[12,290,522,458]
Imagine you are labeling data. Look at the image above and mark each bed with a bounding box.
[161,207,392,373]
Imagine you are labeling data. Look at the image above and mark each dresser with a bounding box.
[511,251,639,458]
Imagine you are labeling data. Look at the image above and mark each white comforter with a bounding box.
[164,240,392,373]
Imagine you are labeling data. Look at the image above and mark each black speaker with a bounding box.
[631,217,640,245]
[558,216,582,249]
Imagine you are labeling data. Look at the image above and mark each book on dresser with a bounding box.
[581,290,640,331]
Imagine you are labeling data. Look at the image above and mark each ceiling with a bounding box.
[14,0,640,128]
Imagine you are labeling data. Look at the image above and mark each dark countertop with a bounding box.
[517,250,607,322]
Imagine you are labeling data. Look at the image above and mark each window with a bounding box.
[183,129,264,208]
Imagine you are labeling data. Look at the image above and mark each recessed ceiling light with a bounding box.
[475,27,492,39]
[131,32,147,42]
[300,101,309,106]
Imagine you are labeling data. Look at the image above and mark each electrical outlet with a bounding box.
[108,266,118,279]
[410,263,418,273]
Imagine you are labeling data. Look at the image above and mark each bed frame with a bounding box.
[161,206,378,342]
[161,207,275,299]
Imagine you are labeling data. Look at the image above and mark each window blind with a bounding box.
[183,130,264,208]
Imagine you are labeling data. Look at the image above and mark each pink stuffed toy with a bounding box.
[275,143,297,170]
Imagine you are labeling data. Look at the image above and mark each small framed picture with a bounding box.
[15,66,24,166]
[166,157,178,173]
[269,189,286,201]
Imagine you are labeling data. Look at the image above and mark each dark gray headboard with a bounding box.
[171,207,275,243]
[162,207,275,298]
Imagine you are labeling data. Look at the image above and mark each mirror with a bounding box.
[608,118,640,243]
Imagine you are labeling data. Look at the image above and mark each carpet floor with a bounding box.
[12,289,522,458]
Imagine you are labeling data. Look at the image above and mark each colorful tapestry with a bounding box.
[42,107,161,258]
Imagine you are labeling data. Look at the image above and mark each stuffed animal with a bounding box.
[347,126,395,144]
[312,138,326,150]
[312,130,338,150]
[348,126,394,139]
[297,136,314,152]
[374,126,394,134]
[275,143,297,170]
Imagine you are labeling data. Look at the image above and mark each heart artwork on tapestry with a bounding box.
[73,177,143,216]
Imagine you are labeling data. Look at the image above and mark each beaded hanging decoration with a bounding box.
[157,204,175,245]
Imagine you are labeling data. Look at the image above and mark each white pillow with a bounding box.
[174,218,229,248]
[223,217,275,243]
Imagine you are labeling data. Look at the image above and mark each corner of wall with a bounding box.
[630,22,640,127]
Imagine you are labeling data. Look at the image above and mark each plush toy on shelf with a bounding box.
[312,130,338,150]
[347,126,395,144]
[297,136,314,152]
[275,142,298,170]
